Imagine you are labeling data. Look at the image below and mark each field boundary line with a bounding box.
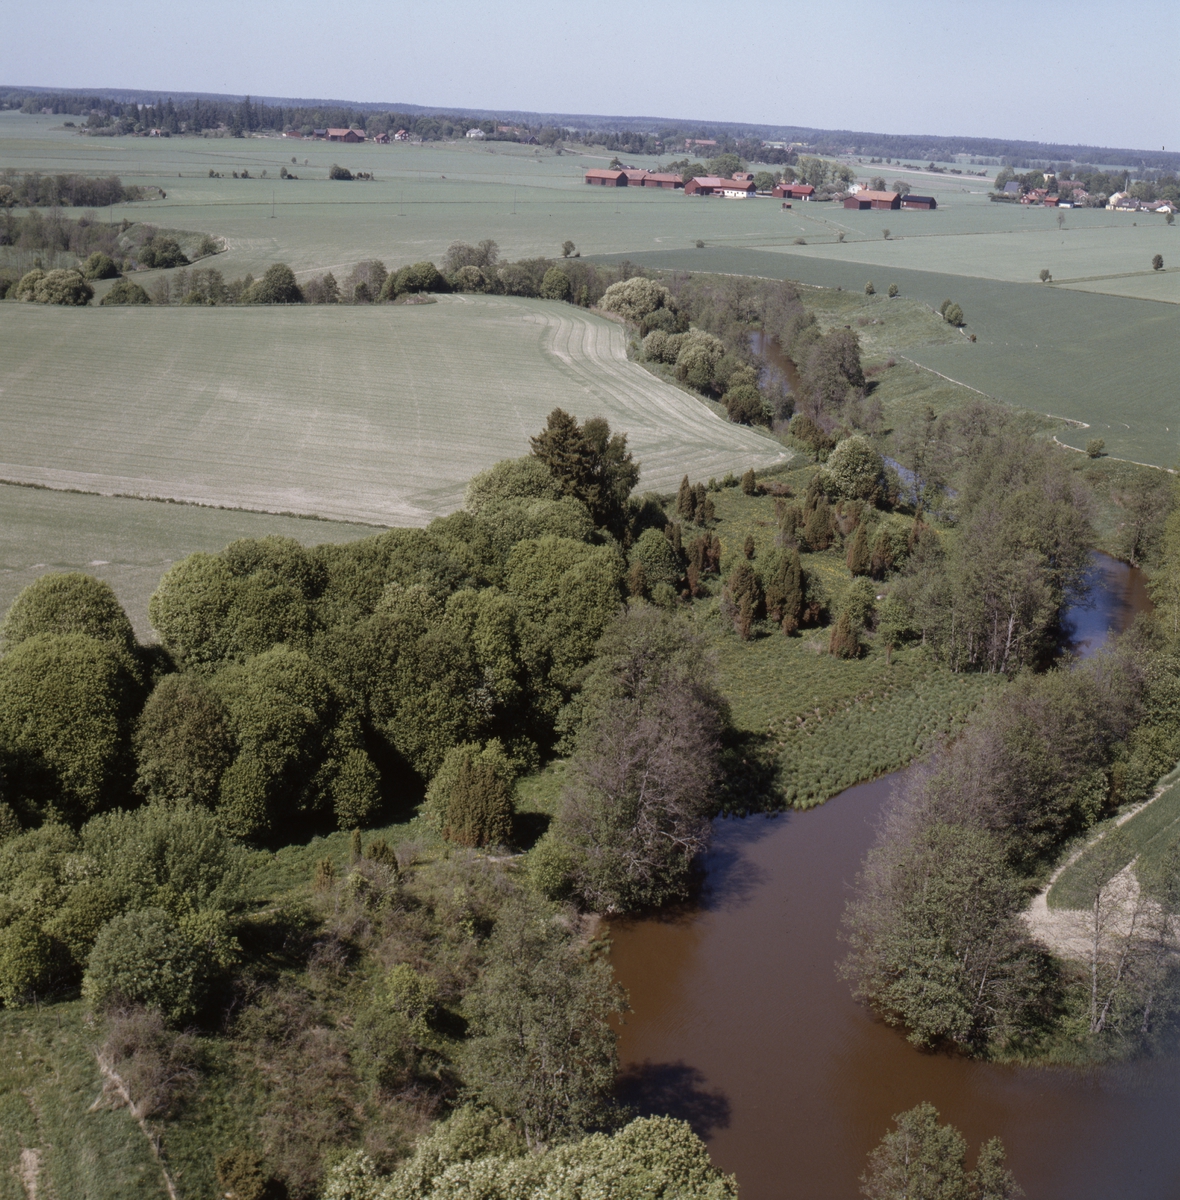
[0,476,388,527]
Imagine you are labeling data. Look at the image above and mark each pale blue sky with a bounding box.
[4,0,1176,151]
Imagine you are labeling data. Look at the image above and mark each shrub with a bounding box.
[864,281,875,295]
[943,301,965,326]
[328,164,353,181]
[1086,438,1106,459]
[17,268,93,305]
[741,468,758,495]
[82,908,207,1024]
[629,527,681,591]
[599,276,672,324]
[450,264,488,293]
[464,455,562,513]
[382,261,448,299]
[539,267,572,301]
[245,263,302,304]
[100,277,150,304]
[1152,254,1164,271]
[83,252,119,280]
[138,236,187,269]
[888,283,899,297]
[330,749,382,828]
[423,741,515,848]
[0,917,58,1005]
[0,633,139,824]
[722,383,764,425]
[822,434,886,501]
[674,329,726,392]
[2,572,137,656]
[134,674,234,808]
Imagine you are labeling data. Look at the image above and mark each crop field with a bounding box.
[0,295,786,525]
[598,247,1180,469]
[0,483,376,637]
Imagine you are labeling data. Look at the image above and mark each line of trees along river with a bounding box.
[610,557,1178,1200]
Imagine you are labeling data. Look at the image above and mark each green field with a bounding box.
[0,484,377,637]
[597,247,1180,469]
[0,296,786,525]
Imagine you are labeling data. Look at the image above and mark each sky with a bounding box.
[4,0,1177,152]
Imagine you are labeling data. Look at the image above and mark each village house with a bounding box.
[282,129,303,139]
[773,182,814,201]
[684,175,756,198]
[843,189,901,210]
[327,128,364,143]
[393,129,410,141]
[371,132,390,144]
[584,168,628,186]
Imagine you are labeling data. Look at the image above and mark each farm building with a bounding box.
[642,173,685,189]
[371,132,390,144]
[685,176,757,197]
[394,129,410,141]
[465,128,486,139]
[773,182,815,201]
[900,194,937,210]
[282,130,303,139]
[584,169,628,187]
[843,190,901,210]
[327,128,364,143]
[621,169,650,185]
[1003,181,1022,195]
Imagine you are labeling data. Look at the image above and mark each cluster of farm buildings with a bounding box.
[585,168,937,209]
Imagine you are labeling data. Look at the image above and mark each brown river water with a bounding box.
[611,559,1174,1200]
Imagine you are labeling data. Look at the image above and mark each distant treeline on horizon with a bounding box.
[3,83,1177,175]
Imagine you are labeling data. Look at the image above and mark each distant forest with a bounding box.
[3,84,1178,175]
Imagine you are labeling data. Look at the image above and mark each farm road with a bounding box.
[0,298,787,526]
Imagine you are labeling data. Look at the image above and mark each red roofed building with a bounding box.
[843,190,901,210]
[621,169,650,185]
[327,128,364,143]
[684,176,757,197]
[642,173,685,189]
[774,182,814,201]
[584,169,628,186]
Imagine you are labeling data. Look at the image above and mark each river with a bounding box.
[610,556,1169,1199]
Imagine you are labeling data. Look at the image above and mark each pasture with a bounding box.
[0,295,787,523]
[0,484,376,637]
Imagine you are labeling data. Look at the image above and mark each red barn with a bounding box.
[621,169,650,185]
[584,169,628,186]
[773,182,814,201]
[327,128,364,143]
[899,194,937,210]
[642,173,685,189]
[843,190,901,210]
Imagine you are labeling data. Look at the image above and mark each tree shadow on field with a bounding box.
[616,1061,731,1139]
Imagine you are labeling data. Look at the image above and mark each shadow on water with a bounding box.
[616,1061,732,1139]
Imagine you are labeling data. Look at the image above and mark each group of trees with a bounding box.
[0,169,141,208]
[842,481,1180,1056]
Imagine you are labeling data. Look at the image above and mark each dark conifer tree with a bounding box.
[677,476,694,520]
[847,523,872,576]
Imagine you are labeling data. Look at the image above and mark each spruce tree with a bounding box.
[743,535,755,560]
[677,475,694,520]
[691,483,708,524]
[703,496,716,524]
[741,468,757,496]
[870,525,894,579]
[627,559,648,599]
[803,496,832,551]
[829,611,860,658]
[847,523,872,576]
